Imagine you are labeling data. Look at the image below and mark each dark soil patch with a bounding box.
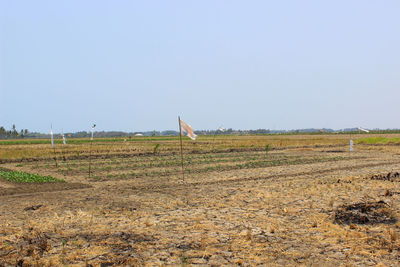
[334,201,396,225]
[24,204,43,211]
[369,172,400,181]
[325,150,345,153]
[0,182,91,196]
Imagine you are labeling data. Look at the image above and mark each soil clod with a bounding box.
[23,204,43,211]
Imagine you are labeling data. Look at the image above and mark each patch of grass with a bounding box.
[0,170,64,183]
[356,137,400,145]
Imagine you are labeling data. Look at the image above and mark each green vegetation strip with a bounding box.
[356,137,400,145]
[0,170,64,183]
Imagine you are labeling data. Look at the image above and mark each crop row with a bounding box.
[90,155,346,181]
[29,152,292,174]
[0,170,64,183]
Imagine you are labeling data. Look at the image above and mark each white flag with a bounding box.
[357,127,369,133]
[179,118,197,140]
[91,124,96,140]
[62,132,66,145]
[349,139,354,151]
[218,126,226,132]
[50,128,54,148]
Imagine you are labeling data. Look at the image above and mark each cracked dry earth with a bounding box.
[1,146,400,266]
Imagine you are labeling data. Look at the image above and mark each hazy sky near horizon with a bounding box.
[1,1,399,133]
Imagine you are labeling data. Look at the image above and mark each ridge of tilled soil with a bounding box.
[102,160,400,193]
[2,159,398,197]
[0,181,91,196]
[88,155,352,182]
[0,144,347,164]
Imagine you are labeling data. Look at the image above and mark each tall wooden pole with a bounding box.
[178,116,185,182]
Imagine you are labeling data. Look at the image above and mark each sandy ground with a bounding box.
[1,145,400,266]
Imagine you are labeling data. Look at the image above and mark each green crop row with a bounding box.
[356,137,400,145]
[0,170,64,183]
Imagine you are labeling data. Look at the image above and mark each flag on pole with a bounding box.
[349,139,354,151]
[218,126,226,132]
[50,128,54,148]
[62,131,66,145]
[357,127,369,133]
[91,124,96,140]
[179,118,197,140]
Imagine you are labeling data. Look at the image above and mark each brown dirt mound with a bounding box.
[334,201,396,225]
[370,172,400,181]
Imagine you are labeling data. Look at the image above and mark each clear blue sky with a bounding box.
[1,1,399,133]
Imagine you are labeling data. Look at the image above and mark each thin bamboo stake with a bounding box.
[53,145,58,167]
[51,124,58,167]
[88,138,93,179]
[349,132,353,158]
[61,130,66,162]
[88,124,96,179]
[211,132,217,152]
[178,116,185,182]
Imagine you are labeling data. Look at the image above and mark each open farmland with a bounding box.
[1,134,400,266]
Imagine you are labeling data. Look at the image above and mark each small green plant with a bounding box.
[265,144,270,154]
[180,253,189,265]
[61,240,67,264]
[153,143,160,154]
[0,170,64,183]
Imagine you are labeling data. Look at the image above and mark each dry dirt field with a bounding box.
[1,134,400,266]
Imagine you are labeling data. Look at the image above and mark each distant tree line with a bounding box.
[1,125,400,140]
[0,125,29,138]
